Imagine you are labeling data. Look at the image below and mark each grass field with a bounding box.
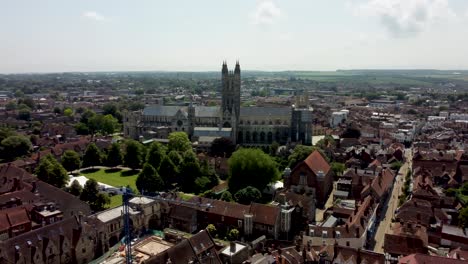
[107,194,123,209]
[81,168,139,193]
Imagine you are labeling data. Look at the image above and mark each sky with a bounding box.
[2,0,468,73]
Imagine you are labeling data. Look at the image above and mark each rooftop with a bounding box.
[96,206,139,223]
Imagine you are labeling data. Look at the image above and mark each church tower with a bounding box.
[221,61,241,128]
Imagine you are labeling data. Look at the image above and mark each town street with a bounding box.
[372,149,412,253]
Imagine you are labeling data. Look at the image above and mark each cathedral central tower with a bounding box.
[221,61,241,128]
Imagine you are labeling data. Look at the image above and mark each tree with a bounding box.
[101,114,119,135]
[168,150,182,166]
[5,101,17,111]
[341,127,361,138]
[80,179,110,211]
[210,137,235,157]
[36,155,68,188]
[179,161,202,192]
[288,145,314,169]
[1,135,32,160]
[330,162,345,177]
[80,109,96,124]
[269,141,280,156]
[69,179,82,196]
[206,224,217,237]
[18,97,35,109]
[146,142,165,169]
[106,143,123,168]
[228,148,280,193]
[82,143,102,168]
[220,191,233,202]
[136,163,164,194]
[194,176,211,194]
[75,122,89,135]
[18,108,31,120]
[103,103,122,122]
[168,132,191,152]
[61,150,81,171]
[234,186,262,205]
[124,140,144,170]
[459,207,468,228]
[53,106,62,114]
[227,229,239,241]
[63,108,73,117]
[159,156,178,188]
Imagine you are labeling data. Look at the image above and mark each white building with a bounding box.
[330,110,349,128]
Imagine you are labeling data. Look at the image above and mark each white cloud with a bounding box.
[251,1,282,25]
[82,11,105,21]
[355,0,455,37]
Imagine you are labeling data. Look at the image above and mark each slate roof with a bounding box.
[194,106,220,117]
[240,106,291,117]
[144,105,186,116]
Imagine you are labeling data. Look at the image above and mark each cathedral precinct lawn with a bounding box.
[107,194,123,209]
[81,168,139,194]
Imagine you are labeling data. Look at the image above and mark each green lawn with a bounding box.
[107,194,123,209]
[81,168,139,193]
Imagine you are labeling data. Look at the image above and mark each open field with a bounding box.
[81,168,139,193]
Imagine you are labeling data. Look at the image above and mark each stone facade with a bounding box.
[123,61,314,146]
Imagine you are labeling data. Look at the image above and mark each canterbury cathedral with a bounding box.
[123,61,313,145]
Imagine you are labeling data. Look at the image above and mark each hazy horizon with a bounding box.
[2,0,468,73]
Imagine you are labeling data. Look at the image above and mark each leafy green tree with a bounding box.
[36,155,68,188]
[103,103,122,122]
[5,101,17,111]
[211,137,235,157]
[234,186,262,205]
[1,135,32,160]
[18,97,35,109]
[80,179,110,211]
[179,161,202,192]
[69,179,83,196]
[330,162,345,177]
[168,132,191,152]
[101,114,119,135]
[227,229,239,241]
[106,143,123,167]
[136,163,164,194]
[206,224,217,237]
[288,145,314,169]
[80,109,96,124]
[61,150,81,171]
[391,161,403,171]
[228,148,280,193]
[124,140,144,170]
[341,127,361,138]
[194,176,211,193]
[459,207,468,228]
[269,141,280,156]
[220,191,233,202]
[82,143,102,168]
[159,156,178,188]
[168,150,183,167]
[75,122,89,135]
[18,108,31,120]
[146,142,165,169]
[63,108,73,117]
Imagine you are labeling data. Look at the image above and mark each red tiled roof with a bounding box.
[5,207,31,226]
[303,150,330,175]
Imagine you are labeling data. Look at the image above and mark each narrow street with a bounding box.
[372,149,412,253]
